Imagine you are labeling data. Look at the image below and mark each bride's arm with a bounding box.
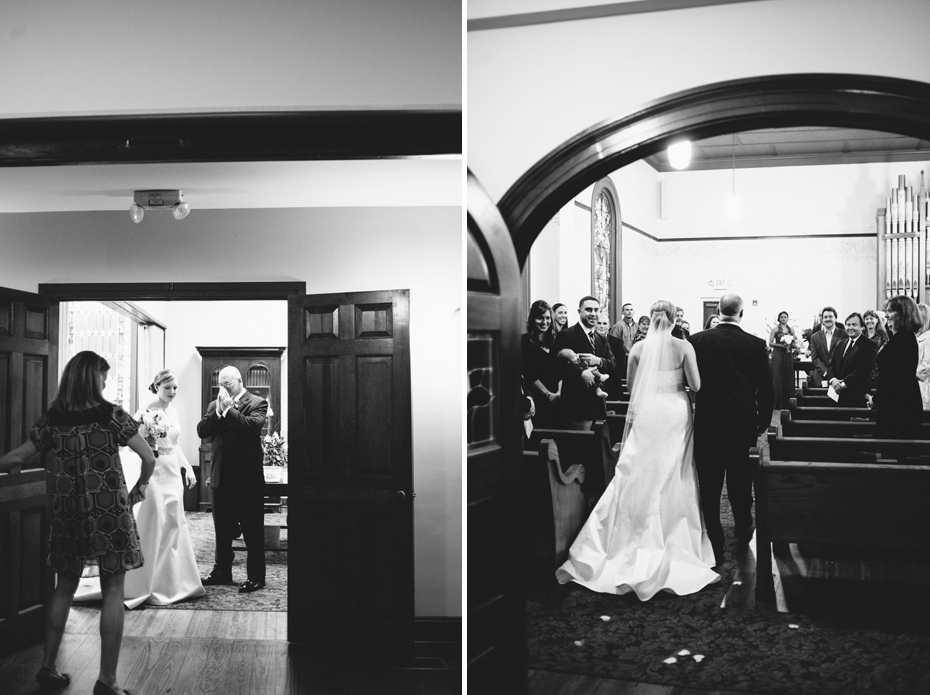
[625,342,642,392]
[682,342,701,393]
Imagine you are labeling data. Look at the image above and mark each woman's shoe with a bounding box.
[35,665,71,690]
[93,680,133,695]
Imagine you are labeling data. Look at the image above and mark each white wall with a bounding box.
[527,159,906,341]
[131,301,288,475]
[0,205,462,617]
[469,0,930,201]
[0,0,461,116]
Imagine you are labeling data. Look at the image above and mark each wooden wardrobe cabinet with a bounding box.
[195,346,285,511]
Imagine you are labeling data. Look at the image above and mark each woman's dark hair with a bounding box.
[885,295,923,334]
[778,311,789,321]
[703,315,719,329]
[526,300,556,348]
[50,351,110,412]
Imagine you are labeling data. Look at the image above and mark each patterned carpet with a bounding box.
[527,488,930,694]
[84,512,288,612]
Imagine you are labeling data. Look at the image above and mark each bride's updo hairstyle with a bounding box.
[149,369,176,394]
[650,300,676,331]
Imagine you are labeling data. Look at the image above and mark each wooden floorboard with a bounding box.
[0,608,459,695]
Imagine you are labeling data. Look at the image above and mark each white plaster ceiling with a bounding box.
[0,158,462,213]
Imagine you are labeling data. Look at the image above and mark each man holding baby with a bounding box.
[196,366,268,593]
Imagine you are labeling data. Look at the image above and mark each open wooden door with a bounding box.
[0,287,59,656]
[467,170,527,693]
[287,289,414,658]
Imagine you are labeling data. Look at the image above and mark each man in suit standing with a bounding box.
[690,293,774,567]
[808,306,847,387]
[197,366,268,593]
[827,312,878,408]
[553,296,618,430]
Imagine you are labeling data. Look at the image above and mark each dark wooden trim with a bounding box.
[499,74,930,266]
[573,201,591,212]
[468,0,765,32]
[0,110,461,167]
[622,222,659,242]
[38,282,306,301]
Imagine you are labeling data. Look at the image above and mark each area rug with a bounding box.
[75,512,288,612]
[527,493,930,694]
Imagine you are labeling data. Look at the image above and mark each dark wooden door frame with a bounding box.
[497,73,930,265]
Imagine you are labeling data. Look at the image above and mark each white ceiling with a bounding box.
[0,158,462,214]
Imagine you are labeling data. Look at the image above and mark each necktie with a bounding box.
[841,338,853,371]
[589,331,597,350]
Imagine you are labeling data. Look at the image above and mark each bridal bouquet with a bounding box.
[138,409,170,455]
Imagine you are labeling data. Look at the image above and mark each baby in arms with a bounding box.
[558,348,610,398]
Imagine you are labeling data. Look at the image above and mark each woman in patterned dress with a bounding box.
[0,351,156,695]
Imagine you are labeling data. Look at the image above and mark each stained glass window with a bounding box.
[592,180,618,319]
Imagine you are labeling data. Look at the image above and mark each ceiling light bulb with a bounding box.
[172,202,190,220]
[129,203,144,224]
[667,141,692,170]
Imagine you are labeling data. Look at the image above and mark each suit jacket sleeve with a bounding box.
[225,396,268,435]
[197,401,220,438]
[754,338,775,434]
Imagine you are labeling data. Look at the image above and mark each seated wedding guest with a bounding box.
[74,369,205,608]
[768,310,797,348]
[863,309,889,386]
[867,295,923,438]
[827,313,878,407]
[553,296,617,430]
[522,300,561,428]
[632,315,650,344]
[917,303,930,410]
[551,303,569,333]
[0,351,156,695]
[808,306,846,387]
[703,315,720,330]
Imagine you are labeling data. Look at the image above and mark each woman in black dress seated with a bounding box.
[867,295,923,439]
[522,300,560,428]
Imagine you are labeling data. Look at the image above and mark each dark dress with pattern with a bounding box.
[30,403,143,577]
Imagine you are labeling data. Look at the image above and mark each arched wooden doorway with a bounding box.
[467,73,930,694]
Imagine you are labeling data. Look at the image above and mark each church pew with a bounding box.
[749,449,930,602]
[767,431,930,464]
[527,420,620,500]
[605,413,627,449]
[800,382,876,398]
[787,398,930,423]
[523,439,587,576]
[779,410,930,440]
[605,400,629,415]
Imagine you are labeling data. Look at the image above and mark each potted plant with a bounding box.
[262,431,287,483]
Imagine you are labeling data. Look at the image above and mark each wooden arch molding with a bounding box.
[499,73,930,267]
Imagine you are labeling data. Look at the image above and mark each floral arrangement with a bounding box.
[262,431,288,467]
[138,409,170,454]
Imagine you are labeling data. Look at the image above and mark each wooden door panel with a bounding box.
[289,289,413,658]
[0,286,58,658]
[467,171,527,693]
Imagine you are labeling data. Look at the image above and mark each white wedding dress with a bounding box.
[556,320,719,600]
[74,405,205,608]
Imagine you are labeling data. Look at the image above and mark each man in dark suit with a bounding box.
[553,296,618,430]
[808,306,847,387]
[690,293,774,567]
[197,366,268,593]
[827,312,878,408]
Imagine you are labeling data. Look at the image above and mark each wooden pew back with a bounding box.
[779,410,930,440]
[750,450,930,600]
[527,420,620,498]
[767,431,930,464]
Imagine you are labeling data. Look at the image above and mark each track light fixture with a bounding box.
[129,190,191,224]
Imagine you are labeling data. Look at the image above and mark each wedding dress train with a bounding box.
[74,405,205,608]
[556,365,719,600]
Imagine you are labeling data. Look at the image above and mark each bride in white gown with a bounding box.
[74,369,205,608]
[556,300,719,600]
